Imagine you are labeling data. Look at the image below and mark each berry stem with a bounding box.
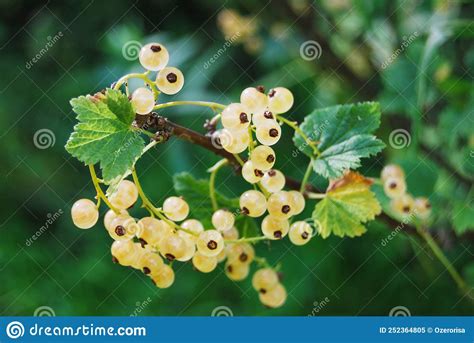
[299,157,314,193]
[208,159,228,212]
[131,168,197,236]
[225,236,267,244]
[153,100,226,111]
[416,225,473,302]
[247,126,255,153]
[306,192,326,199]
[114,72,159,95]
[277,116,320,156]
[88,165,119,213]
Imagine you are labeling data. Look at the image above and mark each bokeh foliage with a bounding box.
[0,0,472,316]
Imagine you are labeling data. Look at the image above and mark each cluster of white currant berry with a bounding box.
[69,41,317,309]
[381,164,431,219]
[129,42,185,114]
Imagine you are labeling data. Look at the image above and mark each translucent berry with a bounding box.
[150,264,174,289]
[212,209,235,231]
[156,67,184,95]
[267,191,292,219]
[111,240,140,267]
[196,230,224,257]
[158,232,187,261]
[381,164,405,182]
[71,199,99,229]
[383,177,406,199]
[137,251,164,274]
[239,190,267,217]
[192,252,218,273]
[252,268,279,293]
[250,145,276,171]
[163,196,189,221]
[256,120,281,146]
[137,217,163,246]
[288,191,305,215]
[414,197,431,219]
[221,226,239,240]
[131,87,155,115]
[267,87,293,114]
[181,219,204,240]
[252,110,276,127]
[225,261,250,281]
[391,194,415,216]
[109,217,142,241]
[221,103,250,129]
[226,243,255,264]
[220,128,249,153]
[139,43,169,71]
[176,231,196,262]
[242,160,264,184]
[261,214,289,239]
[108,180,139,210]
[259,283,286,308]
[289,221,313,245]
[261,169,285,193]
[104,209,129,232]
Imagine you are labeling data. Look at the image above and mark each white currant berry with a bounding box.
[212,209,235,231]
[163,196,189,221]
[256,120,281,146]
[289,221,313,246]
[240,190,267,217]
[288,190,305,215]
[221,103,251,129]
[381,164,405,183]
[196,230,224,257]
[139,43,169,71]
[192,252,218,273]
[137,217,163,246]
[414,197,432,219]
[111,240,140,267]
[131,87,155,115]
[109,217,141,241]
[104,209,129,232]
[181,219,204,240]
[242,160,264,184]
[137,251,164,275]
[261,214,289,239]
[225,261,250,281]
[221,226,239,240]
[261,169,285,193]
[176,231,196,262]
[252,110,276,127]
[216,249,227,263]
[259,283,286,308]
[383,177,407,199]
[158,232,187,261]
[108,180,139,210]
[71,199,99,229]
[267,87,294,114]
[220,128,249,153]
[150,264,175,289]
[156,67,184,95]
[252,268,279,293]
[250,145,276,171]
[267,191,292,219]
[226,243,255,264]
[240,87,268,114]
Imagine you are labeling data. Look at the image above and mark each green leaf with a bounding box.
[173,172,239,228]
[313,172,382,238]
[293,102,385,179]
[65,89,144,183]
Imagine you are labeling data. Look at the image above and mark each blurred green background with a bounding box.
[0,0,473,316]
